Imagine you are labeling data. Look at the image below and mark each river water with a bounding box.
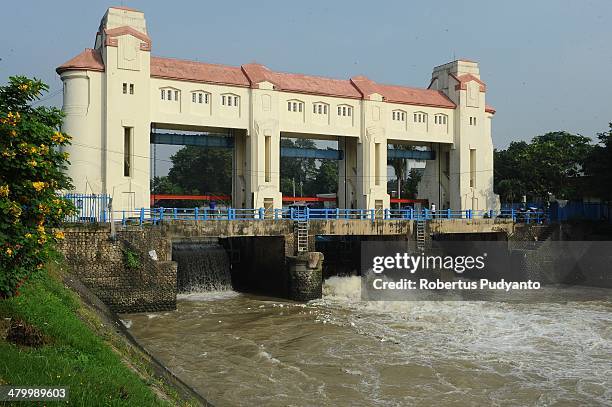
[124,277,612,406]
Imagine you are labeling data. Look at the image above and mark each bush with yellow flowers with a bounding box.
[0,77,75,297]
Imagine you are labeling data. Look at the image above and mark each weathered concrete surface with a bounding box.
[59,226,177,312]
[429,219,514,235]
[287,252,324,301]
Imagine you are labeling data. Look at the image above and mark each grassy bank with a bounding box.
[0,260,195,406]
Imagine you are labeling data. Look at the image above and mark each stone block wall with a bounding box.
[58,226,177,313]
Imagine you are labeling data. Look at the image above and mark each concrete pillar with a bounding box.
[357,126,390,210]
[287,252,324,301]
[246,120,282,209]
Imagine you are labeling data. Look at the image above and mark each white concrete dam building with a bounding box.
[57,6,499,213]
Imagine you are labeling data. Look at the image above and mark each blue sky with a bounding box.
[2,0,611,151]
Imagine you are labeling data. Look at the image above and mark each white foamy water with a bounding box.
[125,277,612,406]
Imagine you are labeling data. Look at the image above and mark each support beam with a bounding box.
[387,149,435,160]
[280,147,343,160]
[151,132,234,148]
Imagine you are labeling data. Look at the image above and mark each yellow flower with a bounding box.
[0,185,8,197]
[18,83,29,91]
[29,160,37,167]
[5,248,13,257]
[30,146,38,154]
[10,130,17,137]
[37,225,45,234]
[25,233,32,239]
[54,231,65,240]
[32,181,45,191]
[51,131,66,143]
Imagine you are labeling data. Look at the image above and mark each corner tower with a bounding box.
[419,60,499,211]
[58,6,151,212]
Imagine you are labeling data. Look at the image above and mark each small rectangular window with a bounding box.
[161,89,165,100]
[192,93,197,103]
[205,94,209,103]
[222,95,226,105]
[393,112,396,120]
[234,97,238,107]
[323,105,327,114]
[174,91,179,101]
[122,83,127,94]
[338,106,342,115]
[289,102,293,111]
[318,105,322,114]
[198,93,203,103]
[129,84,134,94]
[401,112,405,121]
[123,127,132,177]
[298,103,302,113]
[313,104,317,114]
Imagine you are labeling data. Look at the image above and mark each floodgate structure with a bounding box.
[57,6,499,214]
[56,6,519,307]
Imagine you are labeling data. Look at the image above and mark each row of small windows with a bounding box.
[338,106,352,117]
[160,89,239,107]
[161,89,179,101]
[313,103,328,115]
[434,114,448,125]
[414,112,426,123]
[192,92,210,104]
[122,82,134,95]
[392,111,406,121]
[286,101,348,116]
[222,95,239,107]
[288,101,303,112]
[469,116,477,126]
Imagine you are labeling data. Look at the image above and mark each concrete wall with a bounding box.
[58,227,177,312]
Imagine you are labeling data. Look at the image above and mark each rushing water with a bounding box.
[173,242,232,292]
[124,277,612,406]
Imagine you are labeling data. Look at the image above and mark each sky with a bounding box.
[1,0,611,175]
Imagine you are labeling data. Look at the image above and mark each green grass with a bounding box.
[0,263,184,406]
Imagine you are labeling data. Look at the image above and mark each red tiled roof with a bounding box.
[451,73,486,92]
[241,63,362,98]
[56,52,470,109]
[56,49,104,74]
[150,57,250,87]
[485,104,496,114]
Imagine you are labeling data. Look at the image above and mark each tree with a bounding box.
[584,123,612,200]
[165,146,232,195]
[388,144,414,199]
[310,159,338,195]
[0,77,74,297]
[279,138,317,196]
[494,133,592,202]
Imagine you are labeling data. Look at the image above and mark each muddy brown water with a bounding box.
[123,277,612,406]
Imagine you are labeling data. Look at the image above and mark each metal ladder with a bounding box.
[416,219,426,251]
[295,209,309,253]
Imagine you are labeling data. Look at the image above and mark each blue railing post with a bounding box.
[424,208,429,220]
[370,209,375,221]
[139,207,144,225]
[511,208,516,222]
[229,208,235,220]
[194,207,199,221]
[384,209,389,220]
[290,207,295,220]
[122,210,126,225]
[259,207,264,220]
[203,208,208,221]
[173,208,178,220]
[335,208,340,220]
[409,208,414,220]
[305,206,310,220]
[447,208,451,219]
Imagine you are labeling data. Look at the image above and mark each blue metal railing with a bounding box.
[101,207,547,225]
[60,194,547,225]
[63,194,110,223]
